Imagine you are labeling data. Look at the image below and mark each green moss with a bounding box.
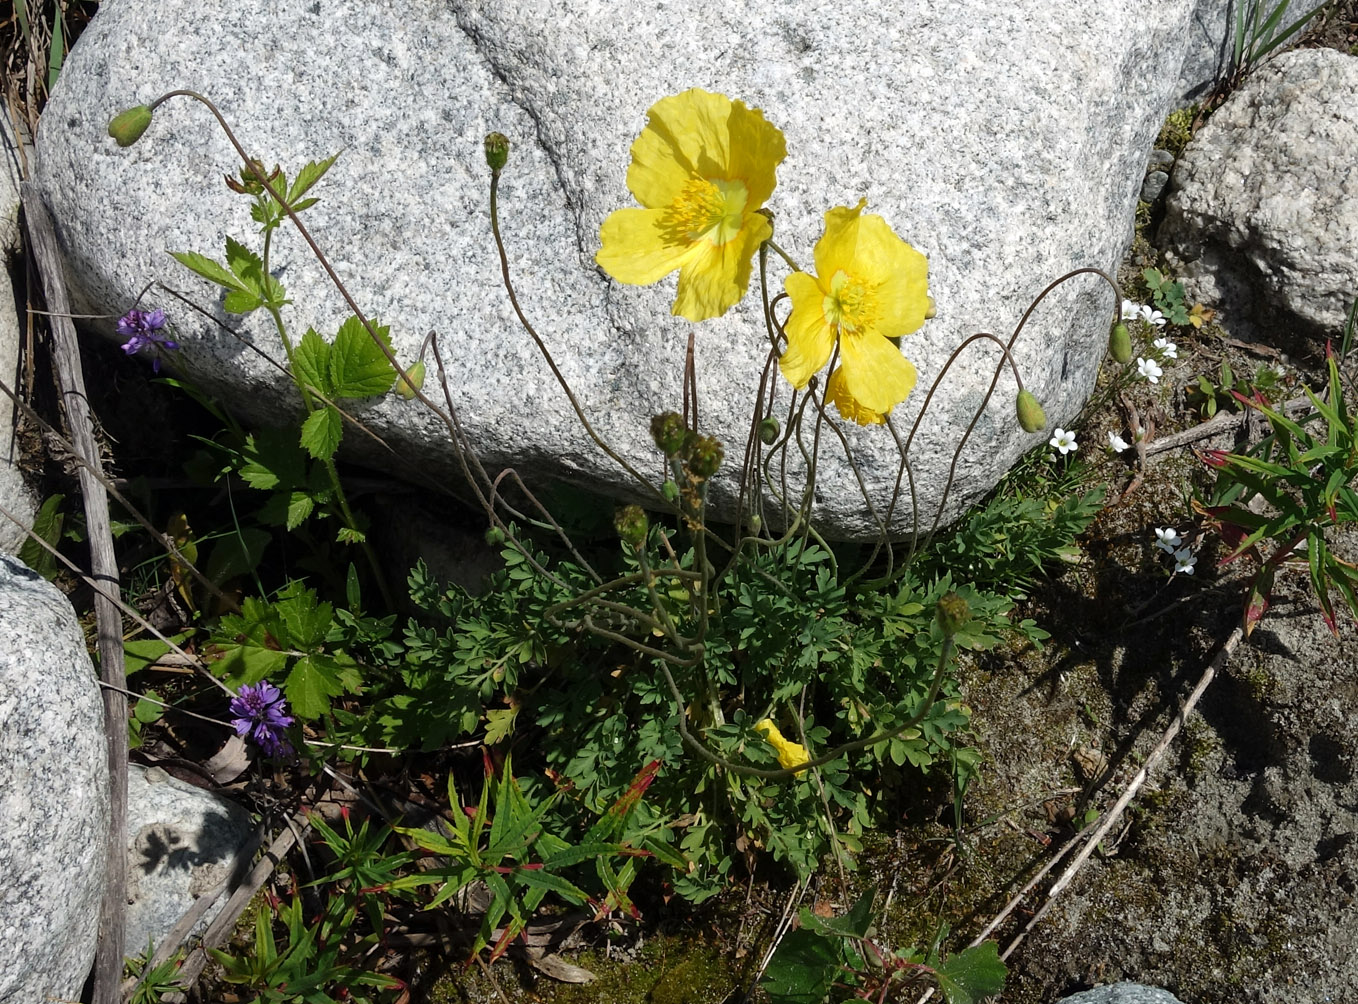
[1156,106,1198,158]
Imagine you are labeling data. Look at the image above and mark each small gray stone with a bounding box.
[34,0,1200,539]
[124,764,254,955]
[1147,149,1176,171]
[1160,48,1358,342]
[1058,984,1186,1004]
[0,552,107,1004]
[1140,170,1170,203]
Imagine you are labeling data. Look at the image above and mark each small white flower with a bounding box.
[1173,548,1197,575]
[1121,299,1142,322]
[1154,527,1182,552]
[1108,431,1131,452]
[1152,336,1178,360]
[1049,428,1078,455]
[1138,305,1167,327]
[1136,357,1164,383]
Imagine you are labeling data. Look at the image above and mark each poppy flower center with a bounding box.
[823,270,878,335]
[662,177,748,245]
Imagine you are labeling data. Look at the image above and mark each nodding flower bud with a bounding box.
[650,411,688,456]
[1015,389,1047,433]
[484,525,507,546]
[226,159,281,196]
[107,105,153,147]
[662,479,680,502]
[484,132,510,171]
[758,417,780,445]
[396,361,426,400]
[935,591,971,638]
[1109,322,1133,364]
[686,435,724,479]
[613,505,649,547]
[924,296,937,320]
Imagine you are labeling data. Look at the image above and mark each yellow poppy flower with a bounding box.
[596,89,787,322]
[779,199,929,416]
[755,718,810,771]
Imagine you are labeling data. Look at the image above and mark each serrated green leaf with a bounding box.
[286,491,316,530]
[293,328,333,398]
[169,250,247,292]
[934,942,1007,1004]
[760,927,841,1004]
[221,288,263,314]
[287,153,339,204]
[224,236,264,281]
[330,315,398,398]
[239,429,306,491]
[284,654,346,719]
[300,405,343,461]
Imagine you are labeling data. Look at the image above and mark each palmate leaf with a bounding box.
[933,942,1007,1004]
[330,315,398,398]
[284,653,351,719]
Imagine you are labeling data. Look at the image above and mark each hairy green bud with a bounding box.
[662,479,680,503]
[1109,322,1133,364]
[758,417,780,445]
[396,361,426,400]
[484,525,506,546]
[484,132,510,171]
[650,411,688,456]
[686,435,724,479]
[107,105,153,147]
[1015,389,1047,434]
[935,592,971,637]
[613,505,649,547]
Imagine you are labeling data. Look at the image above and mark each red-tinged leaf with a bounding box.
[610,760,662,818]
[1244,566,1275,638]
[481,747,495,779]
[1330,500,1339,524]
[1199,448,1233,469]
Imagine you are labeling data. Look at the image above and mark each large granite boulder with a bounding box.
[1161,48,1358,342]
[35,0,1199,539]
[0,552,107,1004]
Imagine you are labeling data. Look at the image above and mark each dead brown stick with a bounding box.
[1144,396,1313,456]
[22,182,129,1003]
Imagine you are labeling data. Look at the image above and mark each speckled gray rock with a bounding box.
[1,117,34,555]
[1058,985,1186,1004]
[35,0,1198,539]
[124,764,254,955]
[1161,48,1358,342]
[0,552,107,1004]
[1176,0,1317,104]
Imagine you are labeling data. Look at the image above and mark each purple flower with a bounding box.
[117,308,179,373]
[229,681,295,757]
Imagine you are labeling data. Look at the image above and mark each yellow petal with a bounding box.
[671,211,771,321]
[627,89,738,206]
[826,367,886,425]
[839,332,917,414]
[724,100,787,209]
[779,271,836,387]
[597,207,699,285]
[812,198,869,282]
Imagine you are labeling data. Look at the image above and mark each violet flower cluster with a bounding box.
[117,308,179,372]
[228,681,295,757]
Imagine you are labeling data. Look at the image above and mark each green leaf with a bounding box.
[18,493,64,580]
[300,405,344,461]
[484,707,518,745]
[286,491,316,530]
[124,637,179,676]
[239,429,305,491]
[293,327,334,398]
[760,927,842,1004]
[934,942,1007,1004]
[287,153,340,205]
[221,287,263,314]
[169,250,247,293]
[284,654,347,719]
[330,315,398,398]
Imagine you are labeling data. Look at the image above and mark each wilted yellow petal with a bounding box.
[755,719,810,770]
[826,367,886,425]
